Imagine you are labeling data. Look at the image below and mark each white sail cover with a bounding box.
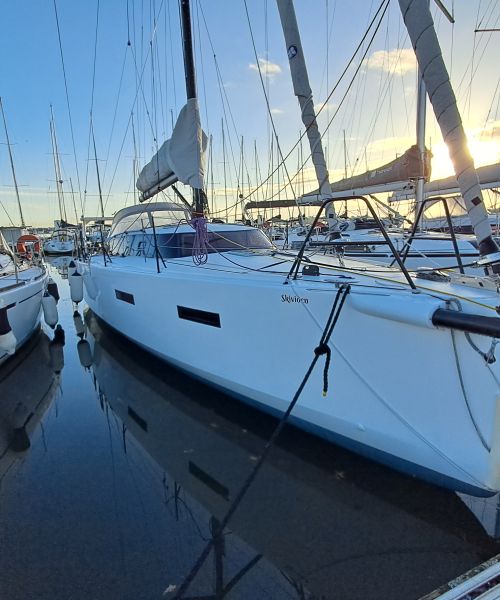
[137,98,208,199]
[277,0,332,199]
[399,0,496,253]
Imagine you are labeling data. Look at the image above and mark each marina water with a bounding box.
[1,259,499,600]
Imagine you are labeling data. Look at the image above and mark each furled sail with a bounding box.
[246,145,430,210]
[398,0,499,258]
[137,98,208,202]
[277,0,335,225]
[332,145,430,191]
[390,162,500,201]
[297,145,431,205]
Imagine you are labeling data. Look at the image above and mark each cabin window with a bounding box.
[108,228,273,259]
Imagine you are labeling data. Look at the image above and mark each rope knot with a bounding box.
[314,342,330,356]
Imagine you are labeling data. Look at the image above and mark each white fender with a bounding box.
[69,271,84,304]
[42,292,58,329]
[0,330,17,356]
[0,304,16,356]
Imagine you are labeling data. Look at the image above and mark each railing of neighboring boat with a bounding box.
[286,195,417,290]
[393,196,467,274]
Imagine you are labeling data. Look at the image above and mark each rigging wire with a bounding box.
[197,3,254,203]
[83,0,101,218]
[240,0,390,215]
[53,0,84,217]
[243,0,298,209]
[240,0,390,208]
[0,199,16,227]
[103,0,165,211]
[100,46,131,193]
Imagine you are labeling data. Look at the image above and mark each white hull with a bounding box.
[43,239,75,255]
[0,266,47,365]
[80,250,500,497]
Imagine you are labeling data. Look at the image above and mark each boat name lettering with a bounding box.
[281,294,308,304]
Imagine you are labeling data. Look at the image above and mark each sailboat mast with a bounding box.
[399,0,499,260]
[0,97,25,228]
[179,0,206,217]
[276,0,336,227]
[49,112,65,226]
[415,67,427,228]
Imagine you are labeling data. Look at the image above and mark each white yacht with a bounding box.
[0,232,47,365]
[78,0,500,497]
[43,229,75,256]
[270,222,481,274]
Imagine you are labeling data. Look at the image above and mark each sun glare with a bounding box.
[430,129,500,181]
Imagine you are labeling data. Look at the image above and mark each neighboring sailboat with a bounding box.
[79,0,500,497]
[0,231,48,365]
[0,100,49,364]
[247,144,482,273]
[43,109,76,256]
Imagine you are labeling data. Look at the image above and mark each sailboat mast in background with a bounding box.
[0,97,25,228]
[49,106,67,226]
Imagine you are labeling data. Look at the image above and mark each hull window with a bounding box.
[115,290,135,305]
[177,305,221,327]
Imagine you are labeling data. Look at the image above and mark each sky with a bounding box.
[0,0,499,227]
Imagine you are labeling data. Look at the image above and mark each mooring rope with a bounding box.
[170,283,351,598]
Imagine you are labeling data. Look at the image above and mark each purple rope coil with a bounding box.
[190,217,209,265]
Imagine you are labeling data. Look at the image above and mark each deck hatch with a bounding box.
[177,306,221,328]
[115,289,135,305]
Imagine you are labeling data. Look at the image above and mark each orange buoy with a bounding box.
[16,234,41,257]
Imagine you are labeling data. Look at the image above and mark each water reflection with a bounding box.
[0,329,63,483]
[44,255,73,279]
[82,310,499,600]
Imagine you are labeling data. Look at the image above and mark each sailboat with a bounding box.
[43,110,76,256]
[0,231,48,365]
[79,0,500,497]
[0,99,48,365]
[245,54,485,274]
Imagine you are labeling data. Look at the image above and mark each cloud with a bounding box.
[364,48,416,76]
[365,135,415,156]
[270,108,284,115]
[249,58,282,79]
[314,101,336,113]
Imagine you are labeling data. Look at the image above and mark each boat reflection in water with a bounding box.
[44,255,73,279]
[0,328,64,480]
[81,311,499,600]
